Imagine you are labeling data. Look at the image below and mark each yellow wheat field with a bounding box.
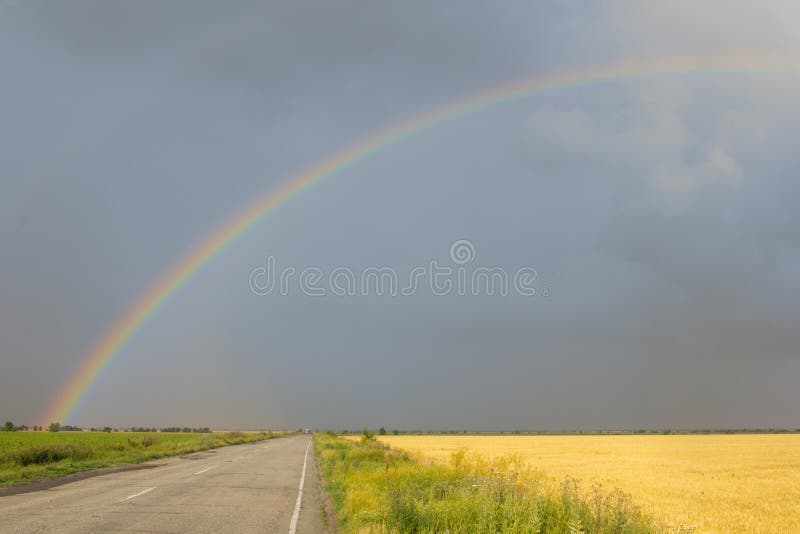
[378,434,800,533]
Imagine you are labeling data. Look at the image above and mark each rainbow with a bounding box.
[39,53,800,426]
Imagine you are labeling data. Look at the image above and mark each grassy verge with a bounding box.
[0,431,284,485]
[315,433,661,533]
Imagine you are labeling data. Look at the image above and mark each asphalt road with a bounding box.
[0,434,332,533]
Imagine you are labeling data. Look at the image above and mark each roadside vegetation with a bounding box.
[0,430,283,485]
[315,432,660,533]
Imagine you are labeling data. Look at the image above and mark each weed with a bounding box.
[315,434,659,533]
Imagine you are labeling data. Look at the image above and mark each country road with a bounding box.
[0,434,332,533]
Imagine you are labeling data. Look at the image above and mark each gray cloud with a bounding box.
[1,1,799,430]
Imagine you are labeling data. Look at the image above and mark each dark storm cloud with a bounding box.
[1,1,799,430]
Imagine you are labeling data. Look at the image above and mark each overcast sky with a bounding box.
[2,1,799,430]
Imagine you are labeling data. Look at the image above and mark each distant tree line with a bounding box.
[332,427,800,436]
[3,421,27,432]
[1,421,212,433]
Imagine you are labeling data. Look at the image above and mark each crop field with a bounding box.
[0,430,279,485]
[378,434,800,533]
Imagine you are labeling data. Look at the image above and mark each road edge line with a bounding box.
[288,438,312,534]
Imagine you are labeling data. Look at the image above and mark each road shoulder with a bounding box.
[296,436,337,533]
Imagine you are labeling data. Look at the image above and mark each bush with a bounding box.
[11,444,93,466]
[126,436,159,448]
[48,422,60,432]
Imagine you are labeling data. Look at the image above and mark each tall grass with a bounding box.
[0,431,284,485]
[315,434,661,533]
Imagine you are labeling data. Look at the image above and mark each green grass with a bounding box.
[0,431,283,485]
[315,433,662,533]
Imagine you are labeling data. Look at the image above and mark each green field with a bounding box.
[315,433,659,533]
[0,431,280,486]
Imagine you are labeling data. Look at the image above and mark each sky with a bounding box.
[1,1,799,430]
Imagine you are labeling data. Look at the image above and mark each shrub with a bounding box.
[48,422,60,432]
[12,443,93,466]
[126,436,159,448]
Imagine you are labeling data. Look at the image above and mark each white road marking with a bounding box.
[288,439,312,534]
[119,486,155,502]
[194,465,217,475]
